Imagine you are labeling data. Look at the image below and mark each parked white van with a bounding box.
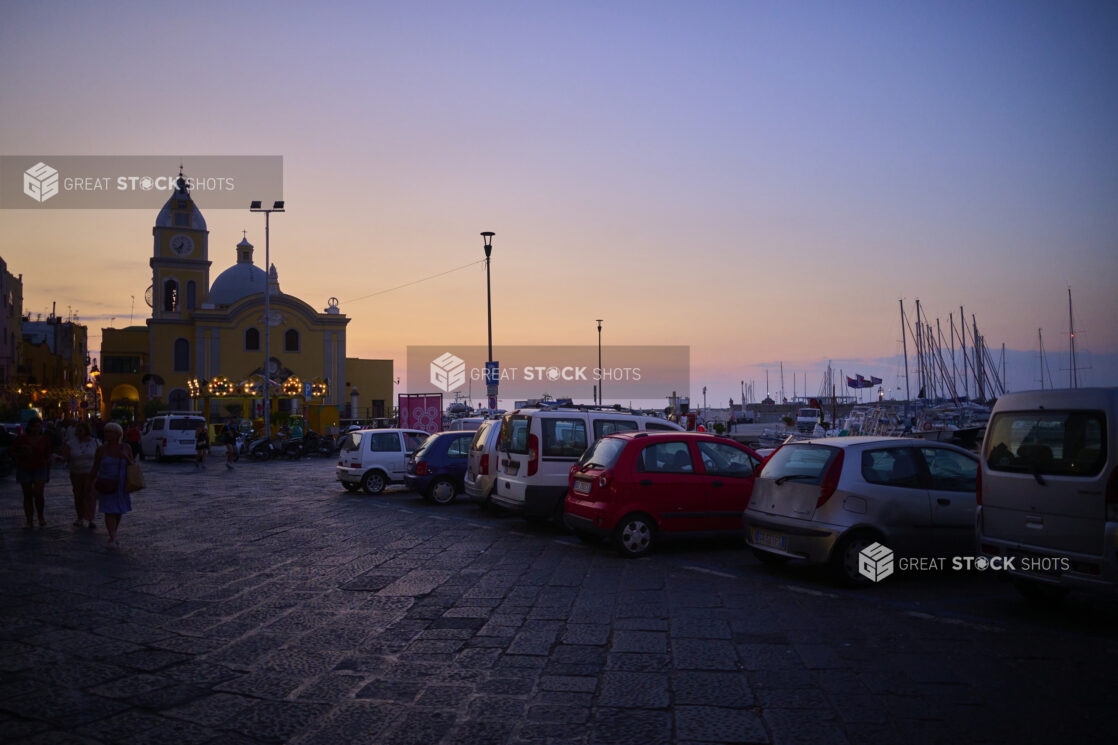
[141,413,207,460]
[492,406,683,519]
[336,428,429,494]
[977,388,1117,601]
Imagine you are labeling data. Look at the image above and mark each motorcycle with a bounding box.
[247,436,283,461]
[315,432,338,457]
[283,430,329,459]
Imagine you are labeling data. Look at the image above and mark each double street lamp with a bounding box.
[249,200,285,439]
[596,319,603,405]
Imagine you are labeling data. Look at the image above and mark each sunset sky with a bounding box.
[2,1,1116,406]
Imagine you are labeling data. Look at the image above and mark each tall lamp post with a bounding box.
[481,232,496,410]
[596,319,603,405]
[250,200,285,439]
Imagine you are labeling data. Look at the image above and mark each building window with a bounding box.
[186,281,196,311]
[163,279,179,312]
[173,338,189,371]
[168,388,190,412]
[102,355,141,374]
[245,327,260,351]
[284,329,300,352]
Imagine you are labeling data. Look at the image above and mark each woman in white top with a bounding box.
[64,421,99,529]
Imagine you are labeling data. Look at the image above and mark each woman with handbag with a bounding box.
[87,422,135,549]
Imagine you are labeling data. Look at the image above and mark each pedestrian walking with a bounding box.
[222,422,237,469]
[89,422,134,549]
[64,421,99,529]
[195,423,209,469]
[11,417,52,528]
[124,422,142,459]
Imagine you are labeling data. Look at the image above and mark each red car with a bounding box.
[564,431,763,557]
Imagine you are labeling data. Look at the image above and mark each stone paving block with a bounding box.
[675,705,769,743]
[596,671,669,709]
[507,628,559,656]
[379,709,457,745]
[604,653,671,672]
[669,616,732,639]
[116,715,217,745]
[74,709,167,743]
[377,570,454,597]
[0,689,129,729]
[415,684,472,708]
[539,675,598,693]
[356,678,425,703]
[292,701,403,745]
[466,695,527,720]
[443,720,515,745]
[589,708,672,745]
[561,624,610,646]
[610,630,668,654]
[163,691,256,727]
[672,638,739,671]
[671,670,754,707]
[763,708,847,745]
[225,699,332,743]
[214,670,302,699]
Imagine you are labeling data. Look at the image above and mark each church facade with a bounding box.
[98,174,392,425]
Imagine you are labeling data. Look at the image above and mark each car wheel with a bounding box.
[751,547,790,566]
[342,482,360,492]
[614,513,655,558]
[831,532,884,586]
[427,478,457,505]
[362,470,386,495]
[1012,578,1068,606]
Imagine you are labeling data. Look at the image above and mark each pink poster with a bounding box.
[398,394,442,434]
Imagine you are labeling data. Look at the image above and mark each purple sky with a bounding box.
[2,1,1116,404]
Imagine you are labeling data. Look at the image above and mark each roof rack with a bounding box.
[535,403,642,415]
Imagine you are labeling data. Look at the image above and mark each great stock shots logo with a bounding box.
[23,162,59,203]
[857,542,895,583]
[430,352,467,392]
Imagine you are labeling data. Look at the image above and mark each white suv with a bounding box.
[492,406,682,520]
[141,413,207,460]
[336,428,429,494]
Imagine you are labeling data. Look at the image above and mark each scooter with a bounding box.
[247,435,282,461]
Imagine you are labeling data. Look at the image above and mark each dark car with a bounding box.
[564,431,763,557]
[404,431,475,504]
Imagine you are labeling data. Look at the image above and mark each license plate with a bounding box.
[573,479,591,495]
[752,528,787,550]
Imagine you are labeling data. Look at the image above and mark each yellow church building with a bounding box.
[98,173,392,427]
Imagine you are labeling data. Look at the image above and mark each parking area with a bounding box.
[1,458,1115,745]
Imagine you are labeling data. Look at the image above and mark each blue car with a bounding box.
[404,431,474,504]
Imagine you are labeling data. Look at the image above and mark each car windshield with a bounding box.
[760,444,836,483]
[577,437,628,469]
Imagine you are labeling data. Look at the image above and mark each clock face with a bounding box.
[170,234,194,256]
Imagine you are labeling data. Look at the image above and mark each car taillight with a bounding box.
[337,459,343,466]
[598,470,612,489]
[527,433,539,476]
[817,450,844,508]
[162,438,167,447]
[1106,466,1118,521]
[480,454,489,475]
[976,464,983,506]
[416,461,428,476]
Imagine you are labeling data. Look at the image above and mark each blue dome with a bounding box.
[209,263,268,305]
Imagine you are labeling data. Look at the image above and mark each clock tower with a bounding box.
[149,168,211,320]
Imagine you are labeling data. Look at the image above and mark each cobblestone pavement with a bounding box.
[1,458,1115,745]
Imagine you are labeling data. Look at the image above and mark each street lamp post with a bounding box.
[250,200,285,439]
[481,232,496,410]
[596,319,603,405]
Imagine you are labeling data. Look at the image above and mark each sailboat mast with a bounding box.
[1038,328,1045,390]
[1068,287,1079,389]
[960,305,969,400]
[900,299,911,425]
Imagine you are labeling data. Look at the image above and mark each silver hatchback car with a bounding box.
[744,437,979,584]
[464,419,502,507]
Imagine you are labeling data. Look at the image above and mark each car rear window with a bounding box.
[339,432,362,452]
[578,437,628,469]
[760,444,837,483]
[985,410,1107,477]
[169,418,205,430]
[499,415,530,454]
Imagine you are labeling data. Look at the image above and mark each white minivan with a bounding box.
[336,428,429,494]
[492,406,683,520]
[141,413,207,460]
[977,388,1117,601]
